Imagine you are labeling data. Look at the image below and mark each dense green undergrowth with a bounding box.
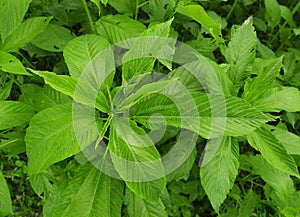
[0,0,300,216]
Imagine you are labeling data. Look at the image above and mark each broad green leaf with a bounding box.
[243,57,283,102]
[225,17,257,88]
[271,127,300,155]
[264,0,281,28]
[0,171,12,216]
[52,163,124,217]
[0,51,30,75]
[63,35,115,89]
[200,136,239,213]
[108,0,136,15]
[149,0,176,22]
[125,188,168,217]
[32,24,75,52]
[131,93,271,138]
[109,119,166,201]
[96,15,146,48]
[247,127,299,178]
[122,19,173,82]
[1,17,51,52]
[0,101,34,130]
[249,155,296,203]
[31,70,110,113]
[19,84,72,112]
[176,4,223,44]
[238,190,259,217]
[251,87,300,112]
[0,0,31,41]
[25,104,98,175]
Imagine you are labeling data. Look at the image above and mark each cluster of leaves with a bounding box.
[0,0,300,216]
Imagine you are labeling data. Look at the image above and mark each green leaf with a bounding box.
[264,0,281,28]
[0,75,12,100]
[52,163,124,217]
[0,171,12,216]
[131,93,271,138]
[238,190,259,217]
[63,35,115,90]
[271,127,300,155]
[0,0,31,41]
[225,17,257,88]
[251,87,300,112]
[125,188,168,217]
[109,118,166,201]
[176,4,223,44]
[0,101,34,130]
[32,24,75,52]
[114,73,177,112]
[25,104,98,175]
[247,127,299,178]
[249,155,296,203]
[122,19,173,82]
[108,0,136,15]
[149,0,176,22]
[200,136,239,213]
[96,15,146,48]
[1,17,51,52]
[19,84,72,112]
[30,70,110,113]
[0,51,30,75]
[242,57,283,102]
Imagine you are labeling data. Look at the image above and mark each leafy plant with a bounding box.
[1,0,300,216]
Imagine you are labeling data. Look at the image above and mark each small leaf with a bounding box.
[0,171,12,216]
[247,127,299,178]
[52,163,124,217]
[96,15,146,48]
[108,0,136,15]
[0,51,30,75]
[264,0,281,28]
[1,17,51,52]
[149,0,176,22]
[200,136,239,213]
[238,190,259,217]
[125,188,168,217]
[0,101,34,130]
[225,17,257,88]
[176,4,223,44]
[25,104,98,175]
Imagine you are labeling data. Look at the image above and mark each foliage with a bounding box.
[1,0,300,216]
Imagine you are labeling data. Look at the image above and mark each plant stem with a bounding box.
[226,0,238,21]
[81,0,96,33]
[135,0,140,20]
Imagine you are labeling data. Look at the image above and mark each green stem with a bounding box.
[81,0,96,33]
[270,0,300,46]
[226,0,238,21]
[135,0,140,20]
[95,114,112,149]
